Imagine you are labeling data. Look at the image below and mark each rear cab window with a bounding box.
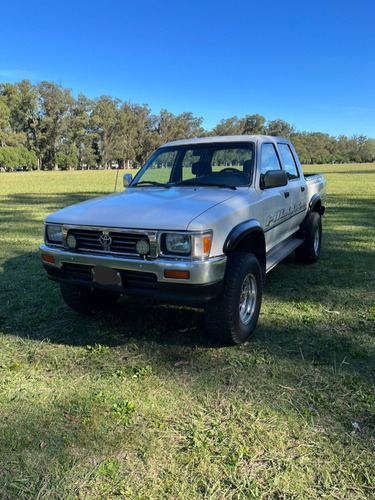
[277,143,299,180]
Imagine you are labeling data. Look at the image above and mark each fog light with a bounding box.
[136,239,150,256]
[67,233,77,249]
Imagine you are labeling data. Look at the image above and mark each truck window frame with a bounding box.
[277,143,300,180]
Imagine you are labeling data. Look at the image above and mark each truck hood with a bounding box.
[45,186,241,230]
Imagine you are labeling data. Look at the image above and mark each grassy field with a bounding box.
[0,164,374,499]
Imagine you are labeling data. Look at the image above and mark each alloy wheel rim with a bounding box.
[239,273,257,325]
[313,226,320,255]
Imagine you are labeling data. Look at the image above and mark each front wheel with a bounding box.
[204,252,263,345]
[60,284,120,315]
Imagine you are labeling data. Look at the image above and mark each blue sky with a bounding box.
[1,0,374,138]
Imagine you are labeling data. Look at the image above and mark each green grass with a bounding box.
[0,164,374,499]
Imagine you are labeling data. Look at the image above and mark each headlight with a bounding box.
[165,233,191,255]
[45,224,63,243]
[161,231,212,259]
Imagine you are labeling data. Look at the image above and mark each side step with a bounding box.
[266,236,304,273]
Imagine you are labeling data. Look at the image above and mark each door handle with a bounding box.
[284,191,290,198]
[301,186,305,192]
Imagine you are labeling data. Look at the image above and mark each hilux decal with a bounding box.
[265,201,307,228]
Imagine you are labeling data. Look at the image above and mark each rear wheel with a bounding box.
[60,284,120,315]
[204,252,262,345]
[295,212,322,264]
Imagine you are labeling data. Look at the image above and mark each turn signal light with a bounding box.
[42,254,55,264]
[203,235,211,254]
[164,270,190,280]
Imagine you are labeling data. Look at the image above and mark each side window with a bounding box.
[260,143,281,175]
[278,143,299,180]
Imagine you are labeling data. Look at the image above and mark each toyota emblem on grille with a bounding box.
[99,234,112,247]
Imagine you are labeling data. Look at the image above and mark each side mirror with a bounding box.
[123,173,133,187]
[262,169,288,189]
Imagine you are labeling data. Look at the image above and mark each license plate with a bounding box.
[92,266,122,286]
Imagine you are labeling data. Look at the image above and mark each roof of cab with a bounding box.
[160,135,290,148]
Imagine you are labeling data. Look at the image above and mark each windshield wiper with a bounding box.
[131,181,170,188]
[211,183,237,190]
[172,180,237,190]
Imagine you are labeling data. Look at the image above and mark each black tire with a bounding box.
[204,252,263,345]
[295,212,322,264]
[60,284,120,315]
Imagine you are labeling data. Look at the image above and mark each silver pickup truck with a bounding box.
[40,135,326,344]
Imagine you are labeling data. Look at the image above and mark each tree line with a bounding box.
[1,80,374,170]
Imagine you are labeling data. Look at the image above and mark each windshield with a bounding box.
[131,142,254,188]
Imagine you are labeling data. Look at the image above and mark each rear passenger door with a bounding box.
[277,142,307,234]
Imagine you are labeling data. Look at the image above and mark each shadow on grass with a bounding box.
[1,191,107,218]
[327,169,375,175]
[326,193,375,227]
[2,192,107,206]
[0,250,215,349]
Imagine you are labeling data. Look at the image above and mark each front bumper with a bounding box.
[39,245,226,305]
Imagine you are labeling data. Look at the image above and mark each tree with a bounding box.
[0,94,27,148]
[157,109,205,143]
[0,97,11,147]
[37,81,75,169]
[359,138,375,162]
[17,147,37,169]
[211,116,244,136]
[0,146,38,169]
[243,114,266,135]
[0,147,18,169]
[0,146,35,170]
[266,119,295,139]
[0,80,40,154]
[114,102,160,167]
[134,105,160,165]
[62,93,95,168]
[89,95,121,167]
[55,152,78,170]
[211,114,266,137]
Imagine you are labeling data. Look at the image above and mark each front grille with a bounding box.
[110,232,149,254]
[68,229,150,256]
[72,229,103,251]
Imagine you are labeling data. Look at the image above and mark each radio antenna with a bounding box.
[114,168,119,193]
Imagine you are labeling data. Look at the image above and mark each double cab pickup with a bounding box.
[40,135,326,344]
